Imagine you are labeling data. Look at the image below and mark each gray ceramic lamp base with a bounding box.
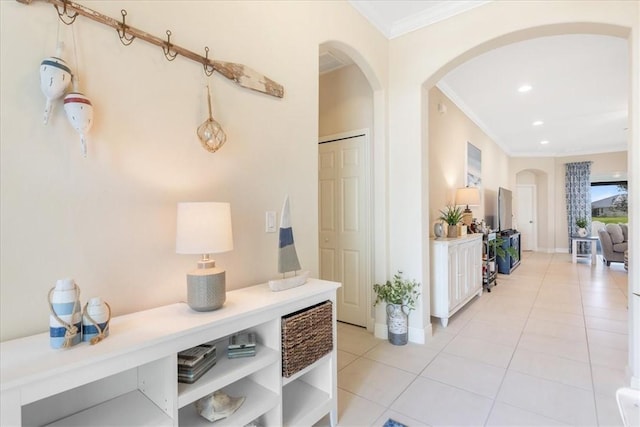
[187,269,226,311]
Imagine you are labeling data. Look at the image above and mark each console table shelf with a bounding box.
[1,279,340,427]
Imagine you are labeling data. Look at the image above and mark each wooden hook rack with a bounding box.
[18,0,285,98]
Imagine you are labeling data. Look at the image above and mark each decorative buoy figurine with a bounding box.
[64,91,93,157]
[82,297,111,344]
[48,278,82,349]
[40,49,73,125]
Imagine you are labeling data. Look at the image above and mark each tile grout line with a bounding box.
[481,252,550,426]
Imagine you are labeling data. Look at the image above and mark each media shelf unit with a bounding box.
[0,279,340,427]
[497,230,521,274]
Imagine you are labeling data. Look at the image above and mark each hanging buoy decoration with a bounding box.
[64,91,93,157]
[197,85,226,153]
[40,53,72,125]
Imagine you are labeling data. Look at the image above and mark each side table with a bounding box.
[571,235,598,264]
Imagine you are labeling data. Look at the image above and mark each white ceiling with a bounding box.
[345,1,629,159]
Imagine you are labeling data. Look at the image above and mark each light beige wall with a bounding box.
[319,64,373,137]
[428,86,509,231]
[389,0,638,348]
[511,151,627,252]
[553,151,628,251]
[0,0,388,341]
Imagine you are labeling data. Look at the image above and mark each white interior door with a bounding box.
[319,132,370,327]
[516,185,536,251]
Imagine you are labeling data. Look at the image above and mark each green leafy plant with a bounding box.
[488,236,519,262]
[373,271,421,311]
[576,218,588,228]
[438,205,463,226]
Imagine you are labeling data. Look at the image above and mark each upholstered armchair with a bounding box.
[597,223,628,266]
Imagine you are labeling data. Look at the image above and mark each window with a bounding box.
[591,181,628,223]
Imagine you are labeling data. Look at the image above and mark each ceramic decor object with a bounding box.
[49,278,82,349]
[82,297,110,344]
[64,92,93,157]
[40,56,73,124]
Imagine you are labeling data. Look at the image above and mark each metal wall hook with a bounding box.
[162,30,178,61]
[117,9,135,46]
[203,47,214,76]
[54,0,78,25]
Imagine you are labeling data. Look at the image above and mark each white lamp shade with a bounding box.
[455,187,480,206]
[176,202,233,254]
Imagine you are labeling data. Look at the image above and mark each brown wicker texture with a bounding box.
[281,300,333,378]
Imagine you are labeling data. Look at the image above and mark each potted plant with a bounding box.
[488,236,519,263]
[576,218,588,237]
[438,205,463,238]
[373,271,420,345]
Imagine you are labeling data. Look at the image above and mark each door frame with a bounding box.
[319,128,374,331]
[516,184,537,251]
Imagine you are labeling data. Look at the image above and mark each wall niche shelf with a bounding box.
[1,279,339,427]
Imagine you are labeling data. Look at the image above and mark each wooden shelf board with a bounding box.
[178,377,279,427]
[283,379,331,427]
[282,352,331,386]
[178,343,279,408]
[45,390,172,427]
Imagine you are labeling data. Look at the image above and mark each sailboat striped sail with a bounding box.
[268,196,309,291]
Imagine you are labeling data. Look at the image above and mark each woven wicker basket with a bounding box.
[281,300,333,378]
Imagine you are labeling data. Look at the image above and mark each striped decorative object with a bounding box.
[49,279,82,349]
[82,297,110,343]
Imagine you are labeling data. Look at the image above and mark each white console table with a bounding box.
[1,279,340,427]
[430,234,483,327]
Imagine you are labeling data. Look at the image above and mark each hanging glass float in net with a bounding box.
[197,85,226,153]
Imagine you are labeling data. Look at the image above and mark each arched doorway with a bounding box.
[318,41,386,331]
[411,20,636,383]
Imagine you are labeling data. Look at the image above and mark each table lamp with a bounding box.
[455,187,480,227]
[176,202,233,311]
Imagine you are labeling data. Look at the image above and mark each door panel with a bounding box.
[516,185,536,251]
[319,134,369,326]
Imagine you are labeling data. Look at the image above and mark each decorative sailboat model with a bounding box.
[268,196,309,292]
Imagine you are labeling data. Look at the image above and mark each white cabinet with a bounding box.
[430,234,483,327]
[0,279,340,427]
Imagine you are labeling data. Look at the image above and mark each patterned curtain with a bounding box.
[565,161,592,254]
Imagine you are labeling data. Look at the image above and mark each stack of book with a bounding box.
[178,341,217,384]
[227,332,256,358]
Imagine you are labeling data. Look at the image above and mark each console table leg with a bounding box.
[440,317,449,328]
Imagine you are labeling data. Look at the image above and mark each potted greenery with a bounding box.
[373,271,420,345]
[576,218,588,237]
[439,205,463,238]
[488,236,519,263]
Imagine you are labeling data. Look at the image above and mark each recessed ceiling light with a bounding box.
[518,85,532,93]
[532,120,544,126]
[540,140,549,145]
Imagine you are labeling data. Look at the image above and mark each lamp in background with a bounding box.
[176,202,233,311]
[455,187,480,227]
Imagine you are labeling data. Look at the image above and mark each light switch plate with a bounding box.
[266,211,277,233]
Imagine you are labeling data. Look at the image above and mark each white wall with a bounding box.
[388,0,638,378]
[319,64,373,137]
[428,86,510,230]
[0,0,388,341]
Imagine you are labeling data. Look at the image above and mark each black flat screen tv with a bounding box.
[498,187,513,231]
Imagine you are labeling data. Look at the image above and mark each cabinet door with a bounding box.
[448,245,460,310]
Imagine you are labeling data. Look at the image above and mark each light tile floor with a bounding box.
[326,252,630,426]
